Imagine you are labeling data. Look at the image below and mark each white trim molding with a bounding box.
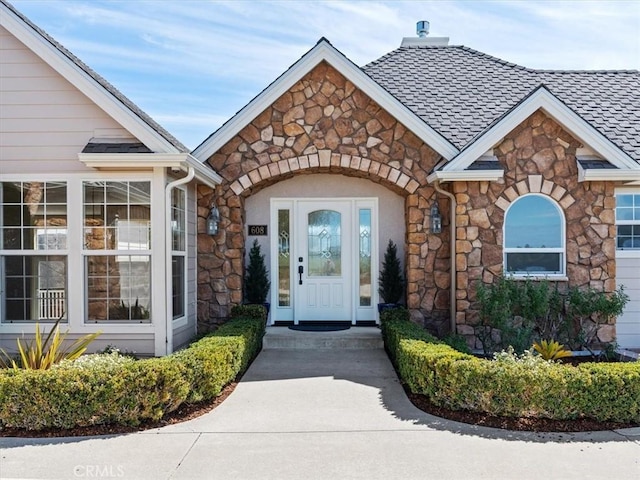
[578,166,640,184]
[192,39,459,163]
[442,86,640,173]
[78,153,222,188]
[427,169,504,183]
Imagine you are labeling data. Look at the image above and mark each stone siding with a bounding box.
[454,110,617,347]
[198,61,451,332]
[197,67,619,343]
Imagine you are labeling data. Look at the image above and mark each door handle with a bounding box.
[298,265,304,285]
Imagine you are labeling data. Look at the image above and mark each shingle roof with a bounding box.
[2,0,188,153]
[577,158,617,169]
[82,142,153,154]
[363,45,640,162]
[467,159,501,171]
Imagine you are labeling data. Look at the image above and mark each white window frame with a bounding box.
[0,181,69,323]
[171,186,187,323]
[82,179,152,324]
[503,193,566,278]
[615,187,640,259]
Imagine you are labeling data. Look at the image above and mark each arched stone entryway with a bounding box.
[197,62,451,333]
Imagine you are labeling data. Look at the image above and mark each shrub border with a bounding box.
[381,310,640,424]
[0,317,265,431]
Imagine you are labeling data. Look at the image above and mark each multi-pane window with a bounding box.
[616,193,640,249]
[504,194,565,275]
[0,181,68,322]
[83,181,151,322]
[171,188,186,320]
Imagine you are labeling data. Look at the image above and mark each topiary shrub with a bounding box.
[245,239,270,304]
[378,239,403,305]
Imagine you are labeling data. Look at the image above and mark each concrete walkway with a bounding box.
[1,333,639,479]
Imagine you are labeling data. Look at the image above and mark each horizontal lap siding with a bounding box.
[0,25,134,173]
[616,256,640,349]
[0,333,156,357]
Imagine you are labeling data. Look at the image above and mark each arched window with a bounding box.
[504,194,565,275]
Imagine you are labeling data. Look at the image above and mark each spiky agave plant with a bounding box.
[0,316,101,370]
[532,339,573,361]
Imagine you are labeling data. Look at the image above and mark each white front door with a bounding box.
[296,200,352,321]
[270,198,378,325]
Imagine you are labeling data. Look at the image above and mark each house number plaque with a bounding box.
[248,225,268,236]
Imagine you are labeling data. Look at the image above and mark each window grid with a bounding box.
[83,181,151,323]
[616,194,640,249]
[171,188,186,320]
[1,181,68,323]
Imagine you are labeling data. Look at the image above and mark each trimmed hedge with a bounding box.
[0,317,265,431]
[381,314,640,423]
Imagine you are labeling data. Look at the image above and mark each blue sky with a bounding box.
[11,0,640,150]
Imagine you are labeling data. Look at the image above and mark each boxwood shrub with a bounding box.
[381,313,640,423]
[0,317,265,431]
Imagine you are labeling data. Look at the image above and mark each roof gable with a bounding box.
[192,38,458,162]
[0,0,187,153]
[443,86,640,172]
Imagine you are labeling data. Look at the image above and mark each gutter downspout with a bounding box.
[164,166,195,355]
[433,180,457,335]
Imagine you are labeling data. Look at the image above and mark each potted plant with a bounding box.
[378,239,403,313]
[245,239,271,316]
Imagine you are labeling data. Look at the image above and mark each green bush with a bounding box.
[378,239,404,304]
[382,316,640,423]
[0,317,265,431]
[244,239,270,304]
[476,276,628,354]
[230,304,267,321]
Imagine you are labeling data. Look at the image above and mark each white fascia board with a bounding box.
[78,153,221,188]
[185,155,222,188]
[192,40,459,162]
[0,4,178,154]
[443,87,639,172]
[79,153,188,169]
[579,168,640,184]
[427,169,504,183]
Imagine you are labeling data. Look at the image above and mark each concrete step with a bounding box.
[263,326,383,350]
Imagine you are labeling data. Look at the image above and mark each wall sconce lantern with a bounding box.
[430,203,442,234]
[206,206,220,236]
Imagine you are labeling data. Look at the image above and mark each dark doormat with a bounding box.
[288,322,351,332]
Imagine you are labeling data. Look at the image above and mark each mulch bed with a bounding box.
[405,389,639,432]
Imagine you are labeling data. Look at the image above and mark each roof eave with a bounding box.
[578,167,640,185]
[78,153,222,188]
[427,169,504,183]
[192,39,459,162]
